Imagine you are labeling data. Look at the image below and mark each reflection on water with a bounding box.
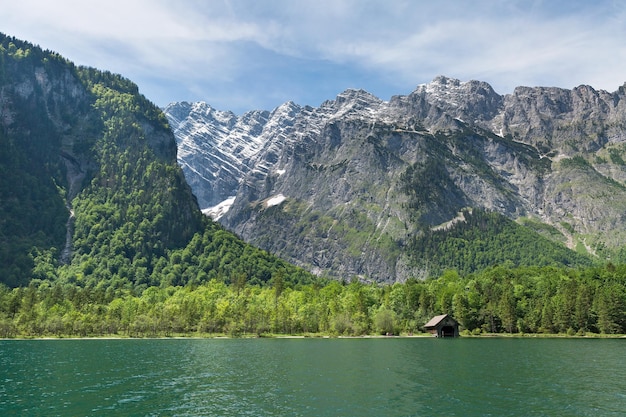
[1,338,625,416]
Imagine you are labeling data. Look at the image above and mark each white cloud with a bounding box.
[2,0,625,111]
[300,2,626,93]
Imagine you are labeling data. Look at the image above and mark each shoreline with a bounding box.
[2,332,625,341]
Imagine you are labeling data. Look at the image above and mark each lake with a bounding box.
[1,337,624,416]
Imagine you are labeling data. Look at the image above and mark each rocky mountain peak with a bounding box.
[333,88,382,104]
[320,88,384,120]
[416,76,499,103]
[164,99,304,209]
[267,101,301,127]
[165,77,626,282]
[415,76,503,124]
[166,101,235,128]
[500,84,626,154]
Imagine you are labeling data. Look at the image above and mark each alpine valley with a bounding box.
[2,33,626,338]
[165,76,626,282]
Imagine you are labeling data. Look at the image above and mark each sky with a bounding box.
[2,0,626,114]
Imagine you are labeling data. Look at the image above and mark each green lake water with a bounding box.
[1,337,624,416]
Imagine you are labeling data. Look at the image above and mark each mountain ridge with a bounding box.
[165,76,626,281]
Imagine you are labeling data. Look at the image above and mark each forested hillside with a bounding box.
[0,34,312,291]
[409,209,593,276]
[0,38,74,286]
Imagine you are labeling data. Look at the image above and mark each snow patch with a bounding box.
[266,194,286,208]
[202,196,236,220]
[276,169,286,176]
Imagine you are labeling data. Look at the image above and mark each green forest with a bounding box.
[409,209,593,276]
[1,264,625,338]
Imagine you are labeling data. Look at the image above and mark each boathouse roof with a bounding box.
[424,314,460,337]
[424,314,452,329]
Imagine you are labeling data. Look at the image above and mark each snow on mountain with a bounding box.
[164,76,626,282]
[265,194,287,208]
[202,196,236,221]
[164,78,497,220]
[164,101,290,208]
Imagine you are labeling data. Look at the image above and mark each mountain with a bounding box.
[0,33,312,288]
[165,76,626,282]
[165,101,300,213]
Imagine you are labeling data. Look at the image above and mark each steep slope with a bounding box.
[167,76,626,282]
[0,37,92,286]
[164,101,300,212]
[0,34,202,286]
[0,33,313,288]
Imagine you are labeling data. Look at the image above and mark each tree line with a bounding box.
[1,263,624,338]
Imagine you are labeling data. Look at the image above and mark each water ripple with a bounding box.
[1,338,625,416]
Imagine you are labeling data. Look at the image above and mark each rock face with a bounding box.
[164,101,300,210]
[0,34,203,287]
[165,76,626,282]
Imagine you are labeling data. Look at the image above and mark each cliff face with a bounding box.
[0,34,202,286]
[166,76,626,282]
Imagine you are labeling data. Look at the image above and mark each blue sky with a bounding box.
[2,0,626,114]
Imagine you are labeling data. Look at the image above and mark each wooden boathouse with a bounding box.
[424,314,460,337]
